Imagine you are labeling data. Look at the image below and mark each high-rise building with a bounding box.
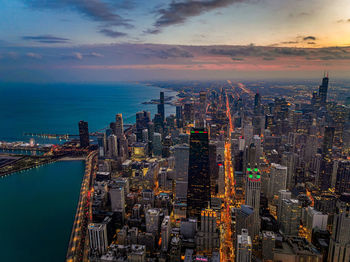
[328,193,350,262]
[136,111,151,141]
[158,91,165,121]
[88,223,108,255]
[109,184,125,215]
[262,231,275,261]
[268,163,287,201]
[245,167,261,238]
[78,120,89,148]
[254,92,261,115]
[318,74,329,106]
[145,209,160,234]
[152,132,162,157]
[176,105,183,128]
[319,126,335,191]
[236,229,252,262]
[279,199,301,236]
[115,113,124,137]
[187,128,211,220]
[335,160,350,194]
[161,216,171,251]
[235,205,255,240]
[174,144,189,200]
[196,208,220,254]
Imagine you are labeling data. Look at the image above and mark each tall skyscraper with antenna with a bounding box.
[319,73,329,106]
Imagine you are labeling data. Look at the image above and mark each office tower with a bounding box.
[145,209,160,234]
[281,152,296,189]
[152,132,162,157]
[196,208,220,254]
[110,122,117,135]
[209,141,219,196]
[268,163,287,201]
[318,74,329,106]
[97,134,105,158]
[279,199,301,236]
[184,103,193,122]
[107,134,118,158]
[174,144,189,200]
[187,128,211,220]
[128,245,146,262]
[78,120,89,148]
[245,143,257,170]
[335,160,350,194]
[328,193,350,262]
[158,91,165,121]
[115,113,124,137]
[161,216,171,251]
[305,207,328,237]
[319,126,335,191]
[254,92,261,115]
[176,105,183,128]
[235,205,255,240]
[136,111,151,141]
[142,129,148,143]
[236,229,252,262]
[88,223,108,255]
[153,113,164,134]
[274,97,289,121]
[262,231,275,261]
[245,167,261,238]
[277,190,291,220]
[109,184,125,215]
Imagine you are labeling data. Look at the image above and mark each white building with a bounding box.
[268,163,287,201]
[236,229,252,262]
[161,216,171,251]
[88,223,108,255]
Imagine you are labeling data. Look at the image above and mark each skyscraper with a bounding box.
[158,91,165,121]
[278,199,301,236]
[187,128,211,220]
[88,223,108,255]
[319,126,335,191]
[115,113,124,137]
[236,229,252,262]
[78,120,89,148]
[254,92,261,115]
[245,166,261,238]
[328,193,350,262]
[335,160,350,194]
[267,163,287,201]
[174,144,190,200]
[319,74,329,106]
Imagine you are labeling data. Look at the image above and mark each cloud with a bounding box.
[22,35,70,44]
[337,18,350,23]
[303,36,316,41]
[280,41,299,45]
[89,52,104,58]
[143,47,194,59]
[99,29,127,38]
[26,52,42,59]
[25,0,132,27]
[149,0,249,33]
[61,52,83,60]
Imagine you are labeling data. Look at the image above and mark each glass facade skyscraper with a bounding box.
[187,128,211,220]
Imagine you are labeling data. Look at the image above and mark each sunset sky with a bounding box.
[1,0,350,81]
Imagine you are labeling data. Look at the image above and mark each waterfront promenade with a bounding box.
[66,151,98,262]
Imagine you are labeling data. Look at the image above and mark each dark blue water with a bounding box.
[0,83,176,261]
[0,82,176,143]
[0,161,85,262]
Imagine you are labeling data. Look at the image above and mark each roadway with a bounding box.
[219,90,235,261]
[66,150,98,262]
